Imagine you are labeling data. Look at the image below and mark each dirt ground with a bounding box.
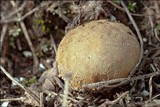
[0,0,160,107]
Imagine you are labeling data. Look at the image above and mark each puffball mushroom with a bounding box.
[56,19,140,90]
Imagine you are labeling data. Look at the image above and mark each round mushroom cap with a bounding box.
[56,19,140,90]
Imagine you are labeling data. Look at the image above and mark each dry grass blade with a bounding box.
[50,34,57,55]
[0,97,26,102]
[0,24,8,52]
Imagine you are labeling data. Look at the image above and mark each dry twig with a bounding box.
[50,34,57,56]
[99,91,129,107]
[149,75,154,101]
[44,90,79,103]
[2,1,26,20]
[10,1,39,73]
[0,66,40,105]
[62,74,72,107]
[0,1,52,24]
[40,92,44,107]
[83,71,159,91]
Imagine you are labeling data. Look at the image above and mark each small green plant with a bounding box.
[22,76,37,87]
[112,0,121,11]
[34,18,49,34]
[112,0,120,5]
[9,26,22,48]
[127,1,137,13]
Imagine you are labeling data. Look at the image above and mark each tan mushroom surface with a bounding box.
[56,19,140,90]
